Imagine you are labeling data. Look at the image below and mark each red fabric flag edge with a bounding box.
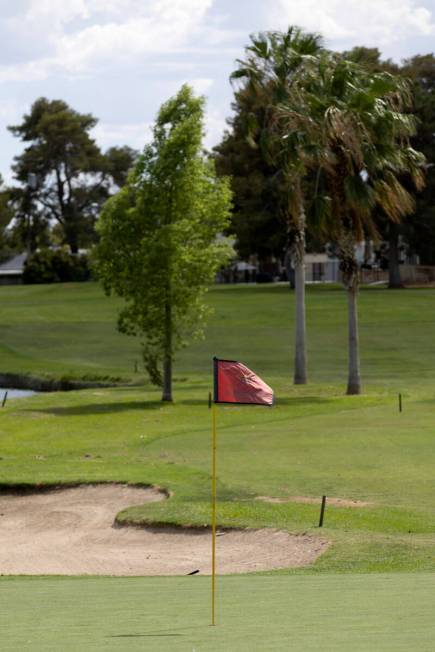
[213,357,274,406]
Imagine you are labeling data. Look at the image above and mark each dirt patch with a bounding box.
[256,495,372,508]
[0,484,328,576]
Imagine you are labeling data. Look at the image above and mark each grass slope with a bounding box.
[1,282,435,574]
[0,281,434,383]
[2,574,435,651]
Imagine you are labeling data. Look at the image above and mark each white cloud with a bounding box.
[189,77,214,94]
[25,0,90,25]
[203,107,227,150]
[0,0,217,82]
[92,121,153,150]
[92,104,226,153]
[0,98,27,121]
[271,0,435,45]
[0,60,54,83]
[56,0,215,74]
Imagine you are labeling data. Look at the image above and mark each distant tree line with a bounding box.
[214,28,426,395]
[0,27,433,399]
[0,43,433,285]
[0,97,138,277]
[214,45,435,286]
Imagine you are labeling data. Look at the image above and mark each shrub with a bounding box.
[23,248,91,284]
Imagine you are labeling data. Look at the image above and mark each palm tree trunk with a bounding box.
[339,232,361,395]
[346,286,361,395]
[388,223,403,289]
[161,299,173,402]
[292,215,307,385]
[284,248,295,289]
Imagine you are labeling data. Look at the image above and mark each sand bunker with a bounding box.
[0,484,328,576]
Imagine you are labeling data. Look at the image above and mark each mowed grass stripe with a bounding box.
[0,282,434,382]
[1,574,435,651]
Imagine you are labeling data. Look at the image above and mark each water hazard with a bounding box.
[0,388,36,399]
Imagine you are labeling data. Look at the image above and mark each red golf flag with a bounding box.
[213,358,274,406]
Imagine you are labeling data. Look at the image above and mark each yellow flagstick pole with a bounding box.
[211,400,217,626]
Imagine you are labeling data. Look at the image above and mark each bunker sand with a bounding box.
[256,495,371,508]
[0,484,328,575]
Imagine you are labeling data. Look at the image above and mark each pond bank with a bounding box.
[0,372,130,392]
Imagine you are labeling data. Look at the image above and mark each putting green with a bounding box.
[1,573,434,651]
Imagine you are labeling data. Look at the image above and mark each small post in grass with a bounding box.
[398,393,402,413]
[210,393,217,626]
[2,391,8,407]
[318,495,327,527]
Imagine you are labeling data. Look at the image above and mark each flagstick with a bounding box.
[211,400,217,626]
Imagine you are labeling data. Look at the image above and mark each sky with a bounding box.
[0,0,434,182]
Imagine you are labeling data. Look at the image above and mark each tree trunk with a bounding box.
[162,354,172,402]
[363,238,372,266]
[284,249,295,289]
[338,232,361,395]
[161,299,173,401]
[64,223,79,254]
[346,286,361,395]
[388,223,403,289]
[292,216,307,385]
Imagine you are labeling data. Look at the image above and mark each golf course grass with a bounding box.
[1,281,435,648]
[2,574,435,651]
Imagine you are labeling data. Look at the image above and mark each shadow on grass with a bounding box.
[275,396,334,406]
[26,398,219,415]
[25,395,335,417]
[25,401,163,416]
[178,397,335,408]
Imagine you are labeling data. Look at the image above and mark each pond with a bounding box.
[0,388,36,400]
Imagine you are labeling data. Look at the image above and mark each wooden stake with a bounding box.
[2,391,8,407]
[318,495,327,527]
[399,393,402,413]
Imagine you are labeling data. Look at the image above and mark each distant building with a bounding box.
[305,253,340,283]
[0,253,27,285]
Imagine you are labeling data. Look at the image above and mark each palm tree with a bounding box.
[277,54,425,394]
[231,26,324,385]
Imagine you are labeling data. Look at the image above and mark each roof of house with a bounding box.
[0,253,27,275]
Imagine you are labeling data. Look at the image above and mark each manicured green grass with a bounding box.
[0,281,435,384]
[1,282,435,574]
[3,383,435,573]
[2,281,435,649]
[2,574,435,651]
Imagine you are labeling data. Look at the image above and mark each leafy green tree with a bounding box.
[213,86,288,272]
[0,176,15,263]
[9,98,137,253]
[344,48,435,285]
[231,26,324,385]
[8,180,49,255]
[96,85,232,401]
[401,54,435,265]
[23,248,90,284]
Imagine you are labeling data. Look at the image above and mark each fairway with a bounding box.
[1,282,435,649]
[2,574,435,651]
[0,281,434,384]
